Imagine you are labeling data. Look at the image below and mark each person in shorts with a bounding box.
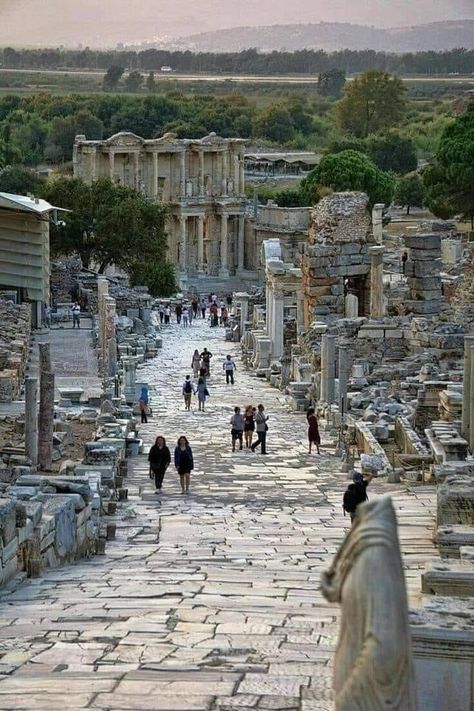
[230,406,244,452]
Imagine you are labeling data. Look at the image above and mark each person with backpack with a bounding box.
[230,406,244,452]
[182,375,194,411]
[138,386,149,424]
[343,472,374,524]
[148,435,171,494]
[174,436,194,494]
[222,354,236,384]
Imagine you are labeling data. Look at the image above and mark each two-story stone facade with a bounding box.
[73,131,247,288]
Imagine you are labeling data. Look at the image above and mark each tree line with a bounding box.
[1,46,473,76]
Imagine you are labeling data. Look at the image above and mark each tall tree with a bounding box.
[0,165,43,195]
[366,131,417,175]
[146,71,156,92]
[300,149,394,206]
[394,172,425,214]
[336,70,407,138]
[125,71,144,93]
[103,65,125,91]
[424,103,474,228]
[317,69,346,98]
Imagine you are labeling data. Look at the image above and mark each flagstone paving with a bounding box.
[0,319,436,709]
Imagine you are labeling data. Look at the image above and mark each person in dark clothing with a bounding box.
[343,472,374,524]
[306,407,321,454]
[174,436,194,494]
[244,405,256,449]
[191,299,198,318]
[401,251,408,275]
[148,436,171,493]
[226,294,232,307]
[176,303,182,324]
[200,348,213,376]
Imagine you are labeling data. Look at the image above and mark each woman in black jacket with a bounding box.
[174,435,194,494]
[148,435,171,493]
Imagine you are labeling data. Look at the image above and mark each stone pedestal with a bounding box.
[345,293,359,318]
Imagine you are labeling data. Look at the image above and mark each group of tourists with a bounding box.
[148,435,194,495]
[156,293,233,329]
[229,403,269,453]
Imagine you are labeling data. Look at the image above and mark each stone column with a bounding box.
[238,292,250,334]
[338,346,350,417]
[25,377,38,466]
[461,335,474,439]
[320,334,336,404]
[133,152,140,191]
[369,245,385,319]
[296,288,304,333]
[90,147,97,181]
[219,213,229,277]
[237,215,245,272]
[123,358,137,404]
[469,345,474,454]
[199,150,205,196]
[221,150,228,196]
[372,203,384,244]
[266,284,274,339]
[234,154,240,191]
[272,289,285,359]
[180,151,186,197]
[109,150,115,181]
[97,277,109,377]
[38,343,54,471]
[152,151,159,199]
[345,293,359,318]
[197,215,205,273]
[178,216,187,276]
[239,156,245,195]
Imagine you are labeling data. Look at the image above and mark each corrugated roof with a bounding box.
[245,152,319,164]
[0,192,67,215]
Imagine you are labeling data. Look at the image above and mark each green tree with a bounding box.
[103,65,125,91]
[41,176,168,273]
[46,110,104,162]
[394,172,425,214]
[424,103,474,228]
[253,106,295,144]
[366,131,417,174]
[300,149,394,206]
[129,261,176,297]
[146,71,156,92]
[317,69,346,98]
[336,70,407,138]
[0,165,43,194]
[125,71,143,93]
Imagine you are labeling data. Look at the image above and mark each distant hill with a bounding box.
[158,21,474,53]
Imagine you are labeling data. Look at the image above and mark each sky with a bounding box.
[0,0,472,47]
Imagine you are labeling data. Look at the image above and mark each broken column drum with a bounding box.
[369,245,385,319]
[24,376,38,466]
[405,233,443,315]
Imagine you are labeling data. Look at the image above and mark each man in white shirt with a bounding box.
[223,354,236,384]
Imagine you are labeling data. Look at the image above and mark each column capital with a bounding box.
[369,245,385,256]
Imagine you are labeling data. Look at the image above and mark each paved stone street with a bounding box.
[0,320,436,710]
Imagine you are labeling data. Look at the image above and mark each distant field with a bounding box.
[0,68,472,99]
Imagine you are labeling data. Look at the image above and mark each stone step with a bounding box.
[421,557,474,596]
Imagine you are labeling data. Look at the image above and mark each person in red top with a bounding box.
[306,407,320,454]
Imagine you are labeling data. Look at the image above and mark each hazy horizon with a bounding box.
[0,0,472,48]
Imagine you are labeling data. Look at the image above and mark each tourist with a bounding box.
[192,298,198,319]
[230,406,244,452]
[176,303,182,324]
[401,251,408,275]
[223,354,236,385]
[148,435,171,494]
[200,348,213,377]
[72,302,81,329]
[182,375,194,411]
[174,436,194,494]
[244,405,256,449]
[197,376,209,411]
[221,306,228,326]
[343,472,374,524]
[164,305,171,325]
[210,302,218,327]
[306,407,321,454]
[191,349,201,378]
[182,306,189,328]
[188,305,193,326]
[251,404,269,454]
[43,303,51,329]
[158,303,164,324]
[138,386,149,424]
[211,293,217,304]
[200,299,207,319]
[226,294,232,307]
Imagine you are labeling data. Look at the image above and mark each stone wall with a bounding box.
[0,300,31,402]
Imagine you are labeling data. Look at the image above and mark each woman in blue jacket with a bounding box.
[174,436,194,494]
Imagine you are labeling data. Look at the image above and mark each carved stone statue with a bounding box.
[321,496,418,710]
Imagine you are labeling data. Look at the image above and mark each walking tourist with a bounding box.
[176,303,182,324]
[226,294,232,307]
[230,406,244,452]
[191,349,201,378]
[200,299,207,319]
[343,472,374,524]
[138,386,149,424]
[197,376,209,411]
[182,306,189,328]
[223,354,236,384]
[251,404,269,454]
[401,251,408,275]
[182,375,194,411]
[244,405,256,449]
[192,298,198,318]
[72,302,81,329]
[148,436,171,493]
[306,407,321,454]
[158,303,164,324]
[174,436,194,494]
[200,348,213,376]
[210,302,218,327]
[221,306,228,326]
[164,305,171,325]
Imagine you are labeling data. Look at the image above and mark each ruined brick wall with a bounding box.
[0,300,31,402]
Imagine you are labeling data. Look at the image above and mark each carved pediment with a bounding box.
[105,132,145,147]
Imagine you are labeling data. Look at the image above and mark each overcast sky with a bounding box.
[0,0,472,47]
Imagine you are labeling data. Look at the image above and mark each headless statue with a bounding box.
[321,496,418,711]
